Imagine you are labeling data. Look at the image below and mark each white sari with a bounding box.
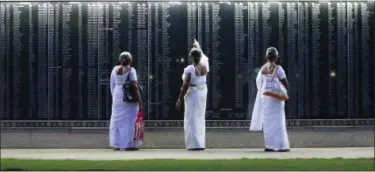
[109,66,142,149]
[182,65,207,149]
[250,64,290,150]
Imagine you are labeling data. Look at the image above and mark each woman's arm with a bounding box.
[277,66,289,89]
[280,78,289,89]
[131,81,142,110]
[192,39,202,50]
[110,67,117,96]
[176,73,191,111]
[129,68,142,111]
[193,39,210,72]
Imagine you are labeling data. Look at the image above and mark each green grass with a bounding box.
[1,158,374,171]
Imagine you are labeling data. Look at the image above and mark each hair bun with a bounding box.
[265,47,278,57]
[119,51,132,62]
[190,48,202,58]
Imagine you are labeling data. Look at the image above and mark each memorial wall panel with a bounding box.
[0,1,373,121]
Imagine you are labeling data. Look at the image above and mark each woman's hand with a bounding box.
[175,99,182,111]
[176,73,190,112]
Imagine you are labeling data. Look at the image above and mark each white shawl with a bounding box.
[249,67,264,131]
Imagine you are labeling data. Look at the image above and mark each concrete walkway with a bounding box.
[1,147,374,160]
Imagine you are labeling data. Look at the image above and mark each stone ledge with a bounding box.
[1,148,374,160]
[1,127,374,149]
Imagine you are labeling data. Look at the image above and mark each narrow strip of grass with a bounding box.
[1,158,374,171]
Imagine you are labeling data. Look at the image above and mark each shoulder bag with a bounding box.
[122,67,144,103]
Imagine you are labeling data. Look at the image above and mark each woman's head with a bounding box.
[265,47,279,62]
[190,48,202,64]
[119,51,132,66]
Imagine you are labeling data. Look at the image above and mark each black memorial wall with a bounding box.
[0,1,374,120]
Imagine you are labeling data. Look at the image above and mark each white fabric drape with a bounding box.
[249,64,290,150]
[182,64,207,150]
[109,66,142,149]
[184,84,207,149]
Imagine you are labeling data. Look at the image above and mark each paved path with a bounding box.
[1,147,374,160]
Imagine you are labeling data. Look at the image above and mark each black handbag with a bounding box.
[122,67,144,103]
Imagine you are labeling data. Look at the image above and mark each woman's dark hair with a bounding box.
[119,51,132,66]
[265,47,278,62]
[190,48,202,64]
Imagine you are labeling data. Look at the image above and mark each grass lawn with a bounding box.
[1,158,374,171]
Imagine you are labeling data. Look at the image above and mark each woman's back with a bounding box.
[260,63,286,80]
[182,65,207,85]
[110,65,138,101]
[112,66,136,85]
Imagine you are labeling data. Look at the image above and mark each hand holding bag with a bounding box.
[262,66,289,101]
[133,110,145,141]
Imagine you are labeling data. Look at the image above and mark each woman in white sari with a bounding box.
[109,52,143,151]
[176,43,208,151]
[250,47,290,152]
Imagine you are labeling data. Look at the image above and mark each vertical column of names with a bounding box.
[151,3,160,119]
[286,2,298,118]
[0,4,5,119]
[87,3,98,119]
[28,4,34,119]
[368,2,375,117]
[112,2,132,64]
[197,3,203,45]
[234,3,247,112]
[187,2,197,50]
[211,3,221,119]
[104,3,119,120]
[298,2,310,118]
[37,3,48,119]
[61,3,73,119]
[217,3,241,119]
[203,3,212,116]
[27,4,35,119]
[98,2,109,77]
[4,4,11,119]
[98,2,111,119]
[77,3,84,119]
[278,3,285,63]
[112,3,121,64]
[112,2,132,67]
[347,2,360,117]
[277,2,288,113]
[147,2,152,118]
[203,2,210,57]
[12,4,26,119]
[261,3,271,56]
[247,2,260,120]
[47,2,60,119]
[136,3,148,117]
[127,3,133,51]
[311,2,322,117]
[360,2,372,117]
[327,2,337,117]
[337,2,348,117]
[161,3,171,119]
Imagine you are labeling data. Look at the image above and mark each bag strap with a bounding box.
[125,67,133,82]
[271,66,279,78]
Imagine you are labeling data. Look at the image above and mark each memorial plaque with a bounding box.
[1,1,373,121]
